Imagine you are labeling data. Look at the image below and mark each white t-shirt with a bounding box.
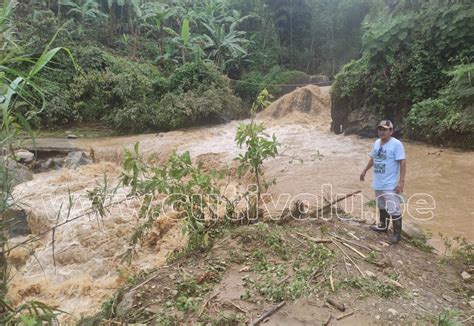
[370,137,406,190]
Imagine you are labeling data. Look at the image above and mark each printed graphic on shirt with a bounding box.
[373,147,387,174]
[375,147,387,160]
[374,162,385,174]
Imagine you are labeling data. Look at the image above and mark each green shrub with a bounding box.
[169,62,225,93]
[263,66,308,95]
[108,87,242,133]
[70,68,154,121]
[406,63,474,148]
[152,75,170,98]
[41,88,81,127]
[332,57,369,99]
[74,46,112,72]
[36,46,163,127]
[108,101,158,133]
[332,4,474,146]
[234,70,265,103]
[235,66,309,103]
[153,87,243,131]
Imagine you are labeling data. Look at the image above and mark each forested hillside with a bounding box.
[4,0,474,147]
[331,1,474,148]
[8,0,370,132]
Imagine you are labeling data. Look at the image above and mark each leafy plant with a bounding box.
[0,0,75,322]
[235,89,279,210]
[344,277,402,298]
[202,14,251,72]
[121,144,225,253]
[406,63,474,148]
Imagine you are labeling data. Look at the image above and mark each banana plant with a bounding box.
[162,17,205,64]
[63,0,105,21]
[202,17,251,71]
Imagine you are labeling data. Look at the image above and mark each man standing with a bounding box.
[360,120,406,244]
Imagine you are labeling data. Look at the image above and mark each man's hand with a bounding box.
[395,181,404,193]
[361,158,373,182]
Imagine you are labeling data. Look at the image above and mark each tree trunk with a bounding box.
[306,29,315,73]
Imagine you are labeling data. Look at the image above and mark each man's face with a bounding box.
[377,127,393,141]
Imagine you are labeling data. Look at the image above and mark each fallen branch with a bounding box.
[342,242,367,259]
[336,310,354,320]
[329,232,378,252]
[252,301,286,325]
[329,267,335,292]
[326,298,345,312]
[343,257,350,274]
[277,275,291,285]
[367,244,383,252]
[318,190,362,213]
[331,239,365,277]
[101,320,123,325]
[199,292,219,317]
[460,315,473,323]
[130,271,160,292]
[289,233,309,247]
[346,232,360,241]
[308,269,323,283]
[226,300,248,314]
[323,314,332,326]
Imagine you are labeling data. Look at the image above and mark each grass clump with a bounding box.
[343,277,403,298]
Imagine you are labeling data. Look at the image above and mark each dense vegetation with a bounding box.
[3,0,474,145]
[332,1,474,148]
[6,0,372,132]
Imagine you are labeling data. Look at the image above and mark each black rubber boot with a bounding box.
[370,209,389,233]
[390,216,402,244]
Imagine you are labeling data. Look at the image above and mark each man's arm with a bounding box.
[360,158,374,181]
[395,159,406,193]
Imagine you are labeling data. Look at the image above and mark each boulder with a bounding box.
[402,222,426,241]
[116,290,136,318]
[14,150,35,163]
[66,134,79,139]
[331,88,406,137]
[1,158,33,187]
[4,209,31,237]
[64,151,91,169]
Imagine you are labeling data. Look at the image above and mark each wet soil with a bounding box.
[87,219,473,325]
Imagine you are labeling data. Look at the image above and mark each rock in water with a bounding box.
[14,150,35,163]
[4,209,31,237]
[64,151,91,169]
[116,290,136,318]
[1,158,33,187]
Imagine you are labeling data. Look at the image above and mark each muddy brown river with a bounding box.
[9,86,473,320]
